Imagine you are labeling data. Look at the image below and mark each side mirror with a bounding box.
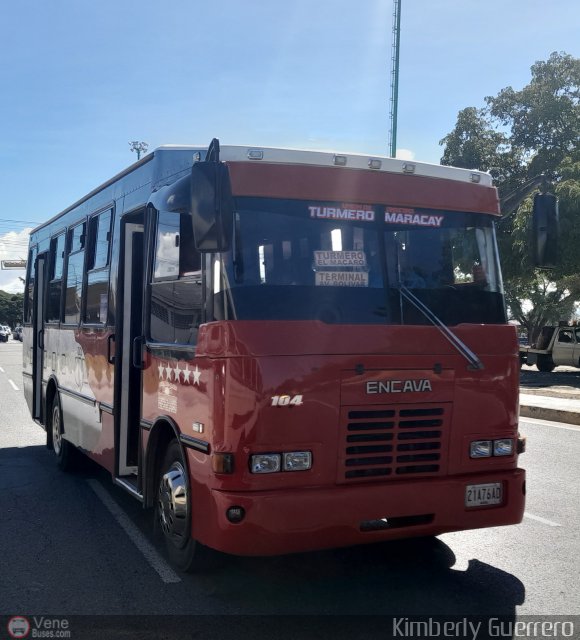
[190,161,234,253]
[532,192,559,268]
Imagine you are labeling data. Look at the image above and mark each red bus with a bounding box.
[23,140,527,571]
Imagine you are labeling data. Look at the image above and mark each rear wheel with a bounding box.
[155,439,222,572]
[50,393,77,471]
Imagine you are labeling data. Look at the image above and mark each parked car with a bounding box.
[0,326,10,342]
[13,326,23,342]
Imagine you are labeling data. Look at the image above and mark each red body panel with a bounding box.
[227,162,501,215]
[141,321,524,555]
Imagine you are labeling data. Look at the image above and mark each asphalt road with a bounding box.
[1,340,579,636]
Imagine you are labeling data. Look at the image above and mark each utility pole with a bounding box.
[389,0,402,158]
[129,141,149,160]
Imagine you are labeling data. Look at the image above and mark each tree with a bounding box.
[0,290,24,327]
[487,52,580,178]
[440,52,580,342]
[439,107,526,195]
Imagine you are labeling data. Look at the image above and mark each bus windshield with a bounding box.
[213,197,506,326]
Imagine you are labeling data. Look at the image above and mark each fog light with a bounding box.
[250,453,281,474]
[470,440,492,458]
[494,439,514,456]
[283,451,312,471]
[226,506,245,523]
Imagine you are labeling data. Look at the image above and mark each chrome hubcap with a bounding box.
[158,461,188,545]
[52,405,62,455]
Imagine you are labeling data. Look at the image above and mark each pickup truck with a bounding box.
[520,325,580,372]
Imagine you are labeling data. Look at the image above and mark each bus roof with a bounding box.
[31,143,493,235]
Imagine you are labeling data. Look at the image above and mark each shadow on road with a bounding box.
[196,537,525,617]
[520,366,580,392]
[0,444,525,623]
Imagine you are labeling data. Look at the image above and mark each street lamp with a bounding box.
[129,141,149,160]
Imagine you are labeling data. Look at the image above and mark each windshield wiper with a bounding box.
[398,285,484,370]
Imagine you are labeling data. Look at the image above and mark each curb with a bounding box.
[520,393,580,425]
[519,404,580,426]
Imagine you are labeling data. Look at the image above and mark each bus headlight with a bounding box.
[250,451,313,473]
[470,440,492,458]
[250,454,281,474]
[283,451,312,471]
[493,439,514,456]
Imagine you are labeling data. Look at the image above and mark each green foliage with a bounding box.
[486,52,580,177]
[440,52,580,340]
[0,290,24,327]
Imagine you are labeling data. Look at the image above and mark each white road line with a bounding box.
[524,512,562,527]
[0,366,4,372]
[8,379,19,391]
[87,479,181,584]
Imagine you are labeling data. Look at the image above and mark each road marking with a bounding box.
[521,417,580,432]
[87,479,181,584]
[524,512,562,527]
[8,379,19,391]
[0,366,4,372]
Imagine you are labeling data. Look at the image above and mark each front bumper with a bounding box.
[197,468,525,556]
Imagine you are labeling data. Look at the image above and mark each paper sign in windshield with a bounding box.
[314,251,367,268]
[315,271,369,287]
[309,203,375,222]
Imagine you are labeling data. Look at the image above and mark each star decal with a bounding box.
[157,361,202,386]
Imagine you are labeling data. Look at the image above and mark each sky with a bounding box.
[1,0,579,293]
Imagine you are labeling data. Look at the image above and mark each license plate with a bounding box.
[465,482,503,507]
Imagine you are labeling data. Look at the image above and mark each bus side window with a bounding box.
[150,211,202,345]
[174,213,202,345]
[64,222,87,325]
[85,209,113,324]
[24,245,38,324]
[47,233,66,323]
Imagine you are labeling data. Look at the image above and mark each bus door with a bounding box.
[117,221,144,479]
[31,252,48,421]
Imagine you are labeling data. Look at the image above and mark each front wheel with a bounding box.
[155,439,222,572]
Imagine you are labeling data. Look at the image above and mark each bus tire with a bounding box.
[154,439,222,572]
[50,393,76,471]
[536,356,555,373]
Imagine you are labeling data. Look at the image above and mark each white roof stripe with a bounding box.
[156,144,494,187]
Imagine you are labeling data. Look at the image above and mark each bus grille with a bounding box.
[338,404,450,483]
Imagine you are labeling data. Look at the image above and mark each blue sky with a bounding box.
[1,0,579,292]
